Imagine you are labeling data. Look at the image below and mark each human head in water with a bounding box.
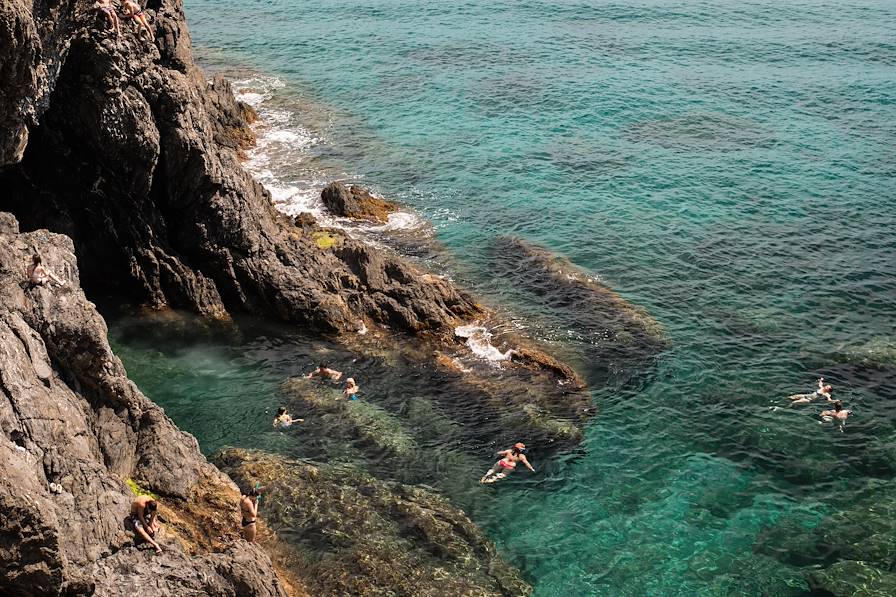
[832,400,843,412]
[276,406,287,417]
[512,442,527,455]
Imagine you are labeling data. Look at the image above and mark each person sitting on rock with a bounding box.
[240,487,261,542]
[122,0,154,41]
[788,378,833,406]
[304,363,342,381]
[273,406,302,428]
[27,254,65,287]
[95,0,119,36]
[341,378,359,400]
[130,495,162,553]
[480,443,535,484]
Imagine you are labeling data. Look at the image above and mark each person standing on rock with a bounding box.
[27,254,66,287]
[95,0,120,36]
[130,495,162,553]
[240,487,261,542]
[122,0,154,41]
[480,443,535,484]
[304,363,342,381]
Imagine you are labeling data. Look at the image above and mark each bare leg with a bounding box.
[241,523,257,542]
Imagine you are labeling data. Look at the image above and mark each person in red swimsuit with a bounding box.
[480,443,535,484]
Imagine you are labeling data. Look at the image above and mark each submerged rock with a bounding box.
[321,181,398,223]
[281,377,418,458]
[0,215,286,596]
[216,448,532,597]
[488,237,668,372]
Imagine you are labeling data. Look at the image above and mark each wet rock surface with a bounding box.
[216,448,532,597]
[0,215,286,596]
[321,181,398,223]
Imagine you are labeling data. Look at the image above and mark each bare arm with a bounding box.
[520,455,535,473]
[496,449,511,457]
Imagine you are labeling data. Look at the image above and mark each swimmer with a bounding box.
[341,378,359,400]
[821,400,851,424]
[95,0,119,35]
[788,378,833,406]
[122,0,154,41]
[129,495,162,553]
[240,487,260,542]
[304,363,342,381]
[272,406,302,428]
[27,254,65,287]
[480,443,535,484]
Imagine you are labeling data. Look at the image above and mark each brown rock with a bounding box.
[321,181,398,223]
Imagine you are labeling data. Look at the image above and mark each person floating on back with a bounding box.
[272,406,302,428]
[240,486,261,542]
[788,377,833,406]
[122,0,154,41]
[27,254,66,287]
[130,495,162,553]
[341,377,359,400]
[304,363,342,381]
[480,443,535,484]
[95,0,120,36]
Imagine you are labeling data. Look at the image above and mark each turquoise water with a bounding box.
[115,0,896,594]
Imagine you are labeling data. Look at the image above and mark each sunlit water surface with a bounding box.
[111,0,895,594]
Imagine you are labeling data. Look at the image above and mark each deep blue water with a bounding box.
[112,1,896,594]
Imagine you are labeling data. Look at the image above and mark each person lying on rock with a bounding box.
[480,443,535,484]
[341,377,359,400]
[273,406,302,428]
[130,495,162,553]
[27,254,66,287]
[122,0,154,41]
[95,0,120,36]
[304,363,342,381]
[240,487,261,542]
[788,377,833,406]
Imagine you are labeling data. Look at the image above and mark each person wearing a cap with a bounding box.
[480,442,535,484]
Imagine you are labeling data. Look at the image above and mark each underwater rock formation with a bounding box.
[0,214,286,595]
[216,448,532,597]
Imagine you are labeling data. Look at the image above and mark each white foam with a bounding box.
[455,324,514,362]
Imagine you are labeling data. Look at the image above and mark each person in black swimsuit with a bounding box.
[240,487,261,542]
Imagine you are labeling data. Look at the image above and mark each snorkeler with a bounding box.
[341,378,359,400]
[480,443,535,484]
[304,363,342,381]
[788,378,833,406]
[272,406,302,428]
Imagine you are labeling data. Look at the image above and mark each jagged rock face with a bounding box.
[0,0,482,338]
[0,214,286,596]
[216,448,532,597]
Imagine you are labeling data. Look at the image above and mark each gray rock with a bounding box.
[0,215,285,596]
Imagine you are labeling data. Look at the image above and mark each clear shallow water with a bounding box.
[115,0,895,594]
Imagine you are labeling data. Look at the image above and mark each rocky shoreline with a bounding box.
[0,0,671,595]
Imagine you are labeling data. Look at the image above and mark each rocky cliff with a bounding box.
[0,213,290,596]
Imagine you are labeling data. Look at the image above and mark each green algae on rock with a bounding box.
[216,448,532,597]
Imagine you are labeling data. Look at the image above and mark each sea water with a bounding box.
[110,0,896,594]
